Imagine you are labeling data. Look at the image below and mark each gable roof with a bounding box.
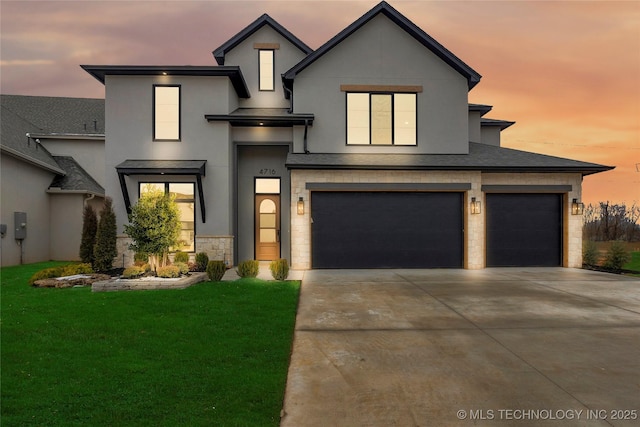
[213,14,313,65]
[1,94,104,175]
[283,1,481,90]
[286,142,614,176]
[49,156,105,195]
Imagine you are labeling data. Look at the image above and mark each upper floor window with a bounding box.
[259,50,274,91]
[154,85,180,140]
[346,92,417,145]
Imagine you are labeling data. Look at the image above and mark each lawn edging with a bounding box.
[92,272,208,292]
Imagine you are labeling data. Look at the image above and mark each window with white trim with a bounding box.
[153,85,180,140]
[346,92,417,145]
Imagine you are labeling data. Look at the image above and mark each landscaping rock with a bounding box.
[33,274,111,288]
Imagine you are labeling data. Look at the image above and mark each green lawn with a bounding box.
[625,251,640,272]
[1,262,300,426]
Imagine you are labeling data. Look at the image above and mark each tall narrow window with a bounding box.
[346,93,370,145]
[394,93,417,145]
[259,50,274,91]
[346,92,417,145]
[154,85,180,140]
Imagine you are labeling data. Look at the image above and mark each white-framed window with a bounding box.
[139,182,195,252]
[346,92,417,145]
[153,85,180,140]
[259,50,274,91]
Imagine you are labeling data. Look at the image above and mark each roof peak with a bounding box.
[213,13,312,65]
[283,0,481,90]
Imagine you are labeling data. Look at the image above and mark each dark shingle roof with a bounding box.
[286,142,614,176]
[0,104,64,173]
[49,156,105,195]
[1,94,104,134]
[1,94,104,175]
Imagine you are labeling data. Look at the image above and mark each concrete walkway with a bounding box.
[280,268,640,426]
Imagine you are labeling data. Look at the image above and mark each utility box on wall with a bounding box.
[14,212,27,240]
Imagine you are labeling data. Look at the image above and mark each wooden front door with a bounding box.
[255,195,280,260]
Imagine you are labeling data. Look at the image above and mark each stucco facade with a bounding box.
[76,1,611,269]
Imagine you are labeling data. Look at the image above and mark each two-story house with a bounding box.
[82,1,612,270]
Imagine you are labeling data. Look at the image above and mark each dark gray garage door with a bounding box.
[311,192,463,268]
[486,193,562,267]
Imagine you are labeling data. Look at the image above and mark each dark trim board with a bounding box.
[311,191,464,268]
[115,159,207,222]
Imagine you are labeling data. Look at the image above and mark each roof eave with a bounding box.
[0,145,66,175]
[283,1,481,90]
[80,65,250,98]
[213,13,313,65]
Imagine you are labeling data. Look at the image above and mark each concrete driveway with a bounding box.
[280,268,640,426]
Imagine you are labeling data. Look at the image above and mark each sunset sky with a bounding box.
[1,0,638,205]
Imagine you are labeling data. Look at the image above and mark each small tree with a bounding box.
[124,188,181,272]
[93,197,118,272]
[603,241,631,272]
[79,204,98,267]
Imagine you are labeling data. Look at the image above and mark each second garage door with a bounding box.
[486,193,563,267]
[311,192,464,268]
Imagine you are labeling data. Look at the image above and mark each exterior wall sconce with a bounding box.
[297,197,305,215]
[470,197,481,215]
[571,198,584,215]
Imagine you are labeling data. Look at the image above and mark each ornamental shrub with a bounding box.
[93,197,118,272]
[603,241,631,271]
[195,252,209,272]
[582,240,599,267]
[174,262,189,275]
[124,187,181,273]
[134,252,149,264]
[269,258,289,281]
[79,204,98,267]
[157,265,180,278]
[174,251,189,264]
[60,263,93,276]
[122,265,146,279]
[236,260,259,278]
[28,263,93,285]
[206,260,226,282]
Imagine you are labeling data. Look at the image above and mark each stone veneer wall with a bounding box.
[481,173,583,268]
[291,170,584,270]
[115,235,234,267]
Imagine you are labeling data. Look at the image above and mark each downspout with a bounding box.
[303,119,310,154]
[284,84,293,114]
[84,193,96,206]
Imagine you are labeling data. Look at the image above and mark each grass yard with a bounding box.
[1,262,300,426]
[625,251,640,272]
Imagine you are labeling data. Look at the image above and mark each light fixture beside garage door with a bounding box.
[470,197,482,214]
[571,198,585,215]
[297,197,305,215]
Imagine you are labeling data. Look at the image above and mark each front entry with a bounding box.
[255,195,280,260]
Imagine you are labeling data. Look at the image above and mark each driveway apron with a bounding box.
[280,268,640,427]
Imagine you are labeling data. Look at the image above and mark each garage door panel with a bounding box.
[311,192,463,268]
[486,194,562,267]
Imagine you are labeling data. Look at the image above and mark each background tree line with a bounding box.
[583,201,640,242]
